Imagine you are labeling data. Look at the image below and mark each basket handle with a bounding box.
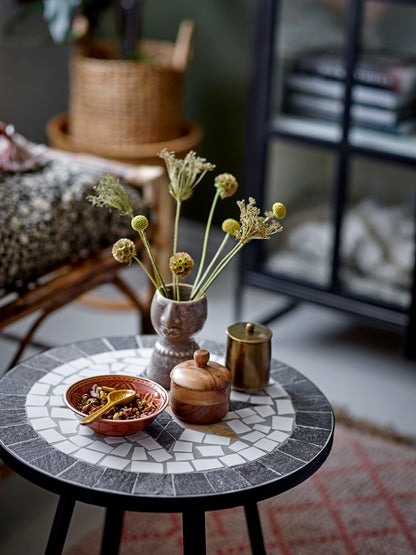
[172,19,195,71]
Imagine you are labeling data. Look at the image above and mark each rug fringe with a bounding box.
[334,407,416,446]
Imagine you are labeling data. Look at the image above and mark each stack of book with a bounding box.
[282,48,416,135]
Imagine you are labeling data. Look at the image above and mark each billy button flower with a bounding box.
[131,215,149,231]
[191,173,239,297]
[273,202,286,219]
[222,218,240,235]
[131,215,167,296]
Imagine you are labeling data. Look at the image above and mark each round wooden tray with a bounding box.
[46,113,203,166]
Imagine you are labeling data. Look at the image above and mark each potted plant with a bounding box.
[5,1,199,160]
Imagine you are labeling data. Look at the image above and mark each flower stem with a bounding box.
[191,190,220,296]
[172,275,180,301]
[176,276,180,301]
[139,230,168,297]
[173,199,182,255]
[193,242,244,299]
[132,256,159,290]
[190,233,230,300]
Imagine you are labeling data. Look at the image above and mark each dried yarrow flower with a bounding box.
[169,252,194,277]
[88,174,133,217]
[215,173,238,199]
[112,238,136,264]
[158,149,215,202]
[236,197,283,244]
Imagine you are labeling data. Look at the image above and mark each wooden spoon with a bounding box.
[80,389,136,425]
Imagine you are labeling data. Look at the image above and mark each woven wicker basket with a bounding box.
[68,21,194,153]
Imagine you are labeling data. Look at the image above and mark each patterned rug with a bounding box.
[66,417,416,554]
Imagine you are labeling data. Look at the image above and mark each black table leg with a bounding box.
[182,509,206,555]
[244,503,266,555]
[100,507,125,555]
[44,495,75,555]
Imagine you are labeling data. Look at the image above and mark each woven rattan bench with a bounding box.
[0,147,172,371]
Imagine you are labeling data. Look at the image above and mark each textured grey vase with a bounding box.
[147,284,208,388]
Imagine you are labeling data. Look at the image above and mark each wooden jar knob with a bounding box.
[194,349,209,368]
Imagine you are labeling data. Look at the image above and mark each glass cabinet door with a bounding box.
[257,0,416,310]
[339,157,416,309]
[240,0,416,358]
[263,140,338,288]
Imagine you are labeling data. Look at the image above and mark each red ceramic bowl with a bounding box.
[65,374,168,436]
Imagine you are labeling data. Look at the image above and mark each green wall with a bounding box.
[0,1,252,223]
[145,1,251,223]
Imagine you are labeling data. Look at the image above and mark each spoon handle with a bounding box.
[80,400,117,425]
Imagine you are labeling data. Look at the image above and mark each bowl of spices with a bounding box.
[65,374,168,436]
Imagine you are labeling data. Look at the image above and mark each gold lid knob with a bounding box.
[246,322,255,334]
[226,322,272,343]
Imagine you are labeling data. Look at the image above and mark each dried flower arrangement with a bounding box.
[88,149,286,301]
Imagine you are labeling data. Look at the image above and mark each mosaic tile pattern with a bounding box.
[25,346,295,475]
[0,336,334,500]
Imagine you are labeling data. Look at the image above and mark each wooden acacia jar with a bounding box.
[169,349,231,424]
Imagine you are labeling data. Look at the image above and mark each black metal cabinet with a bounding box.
[237,0,416,358]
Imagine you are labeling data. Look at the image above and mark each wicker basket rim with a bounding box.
[73,39,185,72]
[70,57,182,75]
[46,113,203,159]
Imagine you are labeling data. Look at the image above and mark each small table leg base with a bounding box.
[100,508,125,555]
[182,509,206,555]
[45,495,75,555]
[244,503,266,555]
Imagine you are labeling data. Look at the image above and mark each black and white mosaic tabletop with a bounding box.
[0,335,334,503]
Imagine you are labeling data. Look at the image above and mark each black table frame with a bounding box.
[1,439,332,554]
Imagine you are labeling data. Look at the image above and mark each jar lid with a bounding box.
[170,349,231,391]
[226,322,272,344]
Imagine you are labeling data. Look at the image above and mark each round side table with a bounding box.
[0,335,334,554]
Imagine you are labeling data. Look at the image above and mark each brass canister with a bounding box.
[226,322,272,391]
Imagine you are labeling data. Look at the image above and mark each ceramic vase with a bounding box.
[146,284,207,388]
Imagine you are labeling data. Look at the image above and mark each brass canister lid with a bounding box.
[226,322,272,344]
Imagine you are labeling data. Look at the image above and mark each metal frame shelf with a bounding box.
[237,0,416,358]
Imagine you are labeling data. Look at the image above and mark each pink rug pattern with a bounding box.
[66,422,416,554]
